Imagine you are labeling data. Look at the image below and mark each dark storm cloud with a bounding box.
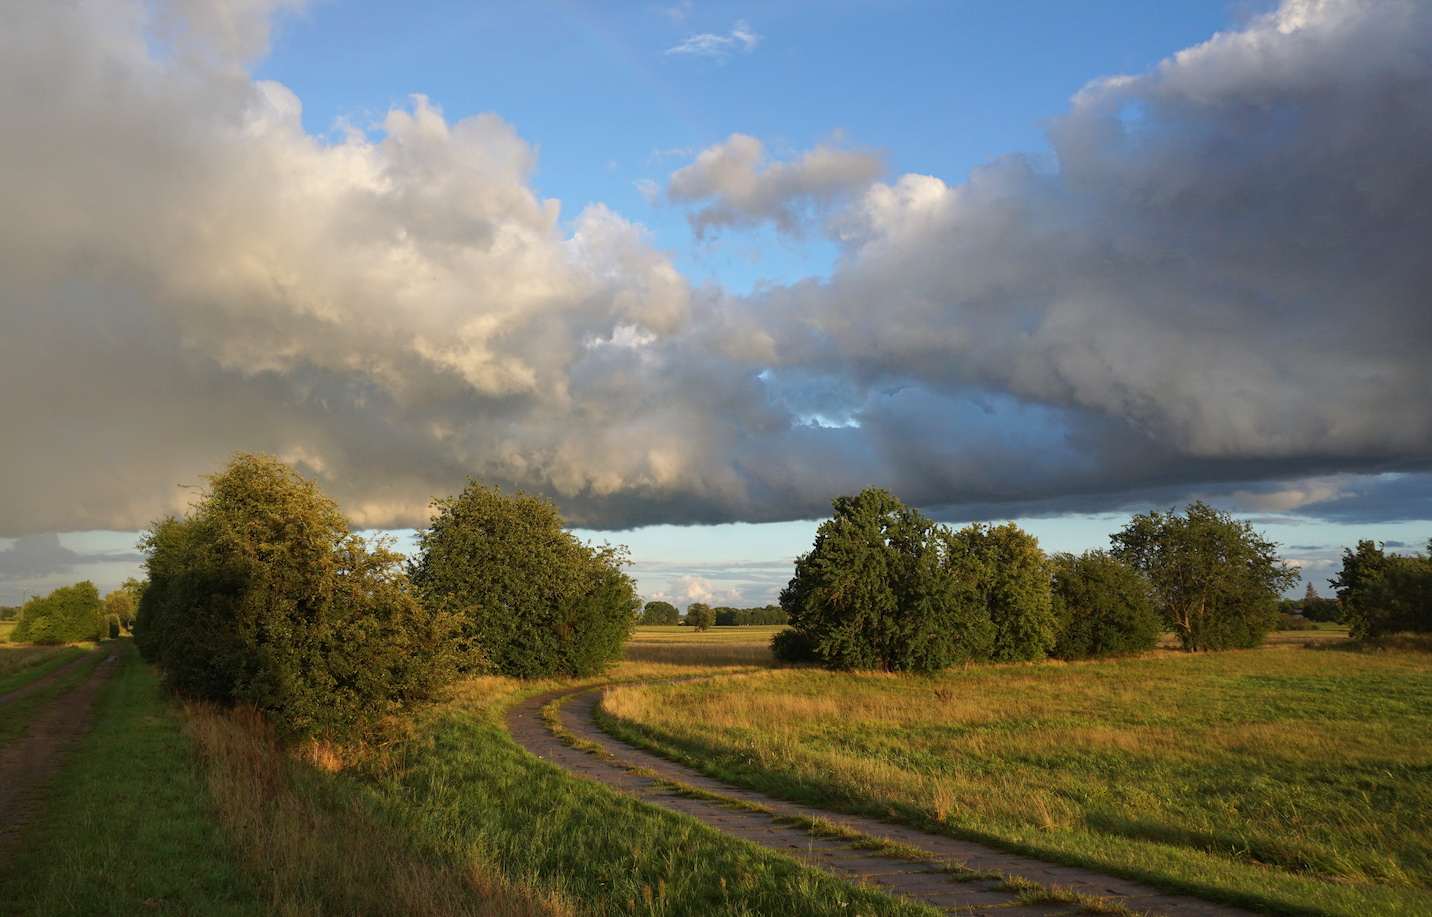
[0,0,1429,537]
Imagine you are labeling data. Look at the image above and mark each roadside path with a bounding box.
[0,645,106,712]
[507,682,1263,917]
[0,646,118,845]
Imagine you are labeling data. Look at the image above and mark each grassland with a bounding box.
[597,639,1432,917]
[623,625,780,667]
[0,636,930,916]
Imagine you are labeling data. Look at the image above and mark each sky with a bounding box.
[2,0,1430,609]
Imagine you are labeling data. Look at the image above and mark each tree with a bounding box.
[1335,540,1432,639]
[135,453,469,740]
[641,600,680,625]
[101,589,135,634]
[10,581,103,644]
[1329,540,1393,636]
[1111,502,1297,651]
[775,488,992,671]
[1049,551,1160,659]
[939,522,1055,662]
[684,603,715,631]
[408,480,639,678]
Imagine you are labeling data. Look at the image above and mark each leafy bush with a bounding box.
[776,488,992,671]
[10,581,103,644]
[408,480,639,678]
[940,522,1055,662]
[136,453,469,740]
[641,600,680,625]
[1049,550,1160,659]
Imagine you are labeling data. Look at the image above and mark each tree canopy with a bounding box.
[641,600,680,625]
[1333,539,1432,639]
[939,522,1055,662]
[1049,550,1160,659]
[775,488,991,671]
[10,581,103,644]
[1112,501,1297,651]
[408,480,639,678]
[135,453,469,740]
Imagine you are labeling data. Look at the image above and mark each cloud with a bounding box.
[648,574,744,608]
[665,134,885,238]
[665,20,762,59]
[1,0,1431,540]
[0,534,81,580]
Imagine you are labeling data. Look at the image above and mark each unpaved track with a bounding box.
[0,645,106,712]
[0,646,118,845]
[508,683,1263,917]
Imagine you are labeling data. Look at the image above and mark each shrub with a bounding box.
[135,453,469,740]
[641,600,680,625]
[10,581,103,644]
[1334,540,1432,639]
[776,487,992,671]
[1049,550,1161,659]
[408,480,639,678]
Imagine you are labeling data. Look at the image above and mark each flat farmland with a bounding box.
[623,625,781,667]
[598,641,1432,917]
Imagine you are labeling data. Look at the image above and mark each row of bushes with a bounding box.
[774,489,1296,671]
[135,454,638,741]
[1332,540,1432,638]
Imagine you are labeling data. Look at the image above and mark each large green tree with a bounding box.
[1334,540,1432,639]
[939,522,1056,661]
[775,488,992,671]
[135,453,469,740]
[10,581,103,644]
[641,600,680,625]
[1049,550,1160,659]
[408,481,640,678]
[1111,502,1297,651]
[684,603,715,632]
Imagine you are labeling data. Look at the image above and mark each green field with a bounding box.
[623,624,782,666]
[598,640,1432,917]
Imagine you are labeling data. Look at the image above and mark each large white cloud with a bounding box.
[0,0,1429,539]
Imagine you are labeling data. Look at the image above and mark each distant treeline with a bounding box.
[638,601,788,627]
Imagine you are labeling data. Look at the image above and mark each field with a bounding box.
[599,636,1432,917]
[623,624,781,666]
[0,621,16,642]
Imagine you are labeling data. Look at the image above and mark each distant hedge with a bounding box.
[10,581,103,644]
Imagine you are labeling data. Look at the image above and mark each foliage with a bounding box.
[0,606,19,622]
[776,488,992,671]
[102,588,136,632]
[714,605,787,626]
[939,522,1055,661]
[1333,540,1432,639]
[640,600,680,625]
[1111,502,1297,651]
[9,581,103,644]
[683,602,715,631]
[409,480,639,678]
[136,452,469,740]
[1048,550,1160,659]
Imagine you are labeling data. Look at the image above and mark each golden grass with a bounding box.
[623,625,781,667]
[0,642,78,679]
[599,645,1432,916]
[178,699,573,917]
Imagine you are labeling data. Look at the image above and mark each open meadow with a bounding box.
[599,634,1432,917]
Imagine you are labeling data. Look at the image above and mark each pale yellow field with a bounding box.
[623,625,783,667]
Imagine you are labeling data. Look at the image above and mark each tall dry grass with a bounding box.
[178,700,573,917]
[0,643,81,680]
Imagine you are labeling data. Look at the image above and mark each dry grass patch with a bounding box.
[598,646,1432,917]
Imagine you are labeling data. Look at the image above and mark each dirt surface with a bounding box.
[0,645,105,712]
[0,646,118,846]
[508,683,1265,917]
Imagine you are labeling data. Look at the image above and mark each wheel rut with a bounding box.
[506,681,1263,917]
[0,645,119,849]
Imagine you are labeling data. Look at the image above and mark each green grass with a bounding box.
[0,643,90,694]
[363,673,940,917]
[597,645,1432,917]
[0,620,16,642]
[0,648,107,748]
[0,641,268,916]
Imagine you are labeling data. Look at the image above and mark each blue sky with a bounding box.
[1,0,1430,609]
